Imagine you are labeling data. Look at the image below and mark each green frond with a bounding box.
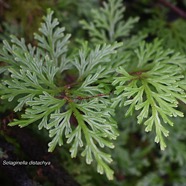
[8,92,66,128]
[73,41,122,79]
[68,100,118,180]
[113,40,186,150]
[0,43,60,111]
[34,9,71,72]
[134,39,186,70]
[80,0,139,42]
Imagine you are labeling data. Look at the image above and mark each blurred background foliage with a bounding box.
[0,0,100,41]
[1,0,186,186]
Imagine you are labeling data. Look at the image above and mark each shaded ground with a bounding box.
[0,112,80,186]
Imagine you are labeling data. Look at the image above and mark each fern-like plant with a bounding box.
[0,0,186,180]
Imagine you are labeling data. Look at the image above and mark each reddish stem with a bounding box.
[75,93,110,100]
[158,0,186,19]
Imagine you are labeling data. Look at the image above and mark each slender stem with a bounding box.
[70,102,91,144]
[158,0,186,19]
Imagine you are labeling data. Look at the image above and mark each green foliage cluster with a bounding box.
[144,14,186,54]
[1,0,186,184]
[0,0,98,40]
